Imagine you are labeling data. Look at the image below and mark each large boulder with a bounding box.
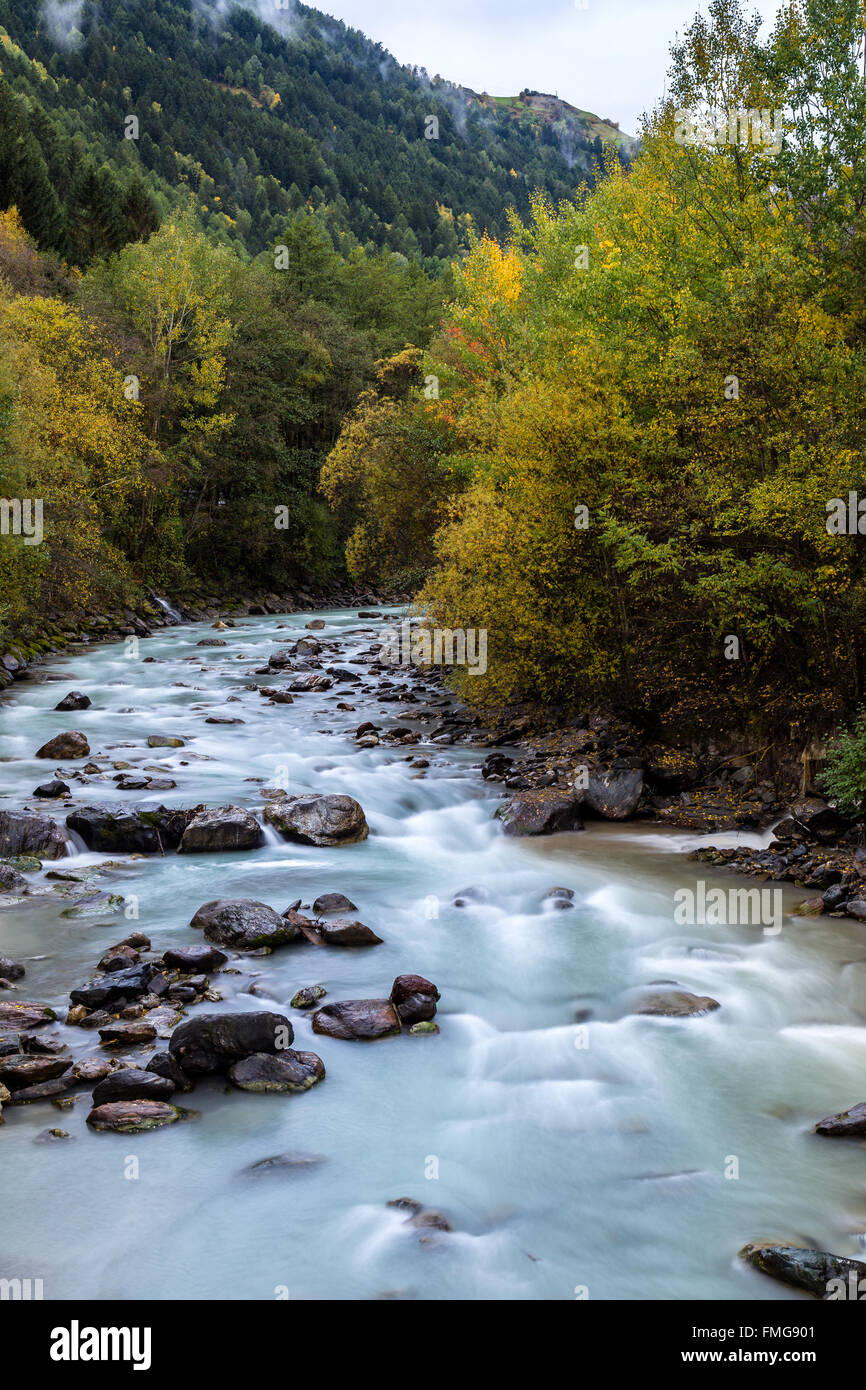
[740,1242,866,1298]
[390,975,440,1025]
[35,731,89,760]
[179,806,263,853]
[168,1011,293,1074]
[0,809,69,860]
[496,789,583,837]
[311,999,401,1041]
[814,1101,866,1137]
[190,899,298,949]
[228,1050,325,1092]
[313,892,358,915]
[69,963,155,1009]
[92,1069,175,1105]
[66,804,195,853]
[581,768,644,820]
[263,794,369,847]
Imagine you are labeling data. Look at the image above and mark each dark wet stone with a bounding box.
[98,945,140,972]
[312,892,358,914]
[71,1057,115,1083]
[263,793,368,847]
[98,1021,158,1047]
[7,1076,76,1104]
[70,964,154,1009]
[0,1055,72,1090]
[0,957,25,981]
[390,975,440,1025]
[162,945,227,973]
[740,1242,866,1298]
[0,864,28,893]
[190,898,297,949]
[87,1100,184,1132]
[66,803,194,853]
[32,779,71,799]
[168,1011,293,1074]
[496,790,584,837]
[0,1001,57,1031]
[313,918,383,947]
[55,691,91,711]
[92,1069,175,1105]
[580,768,644,820]
[311,998,400,1041]
[0,809,69,860]
[179,806,263,853]
[146,1051,194,1092]
[814,1101,866,1137]
[228,1049,325,1092]
[35,731,90,760]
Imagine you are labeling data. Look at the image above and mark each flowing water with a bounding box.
[1,607,865,1302]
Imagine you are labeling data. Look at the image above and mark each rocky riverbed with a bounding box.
[0,605,864,1300]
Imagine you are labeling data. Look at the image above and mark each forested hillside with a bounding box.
[324,0,866,742]
[0,0,629,269]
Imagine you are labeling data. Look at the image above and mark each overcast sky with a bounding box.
[312,0,783,135]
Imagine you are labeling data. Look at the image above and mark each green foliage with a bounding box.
[821,713,866,815]
[0,0,627,271]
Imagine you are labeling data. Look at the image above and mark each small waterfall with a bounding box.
[151,593,183,624]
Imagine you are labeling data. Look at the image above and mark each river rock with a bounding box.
[390,975,440,1025]
[633,988,721,1017]
[71,1057,115,1083]
[496,789,584,837]
[147,735,185,748]
[98,1021,158,1047]
[147,1051,193,1092]
[581,768,644,820]
[0,809,69,860]
[87,1100,184,1132]
[7,1077,76,1103]
[228,1049,325,1092]
[92,1069,175,1105]
[305,619,326,630]
[162,945,227,973]
[98,945,140,972]
[263,793,369,846]
[312,892,358,914]
[0,864,28,893]
[66,804,194,853]
[35,731,89,760]
[311,999,401,1041]
[168,1011,293,1074]
[190,898,298,949]
[0,1001,57,1030]
[55,691,91,711]
[0,1055,72,1090]
[179,806,263,853]
[291,985,326,1009]
[0,957,25,981]
[70,963,155,1009]
[740,1242,866,1298]
[313,918,383,947]
[814,1101,866,1137]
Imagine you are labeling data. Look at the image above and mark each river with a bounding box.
[1,606,865,1301]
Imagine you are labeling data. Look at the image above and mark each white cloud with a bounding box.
[40,0,85,51]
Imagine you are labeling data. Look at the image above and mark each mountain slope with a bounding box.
[0,0,631,267]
